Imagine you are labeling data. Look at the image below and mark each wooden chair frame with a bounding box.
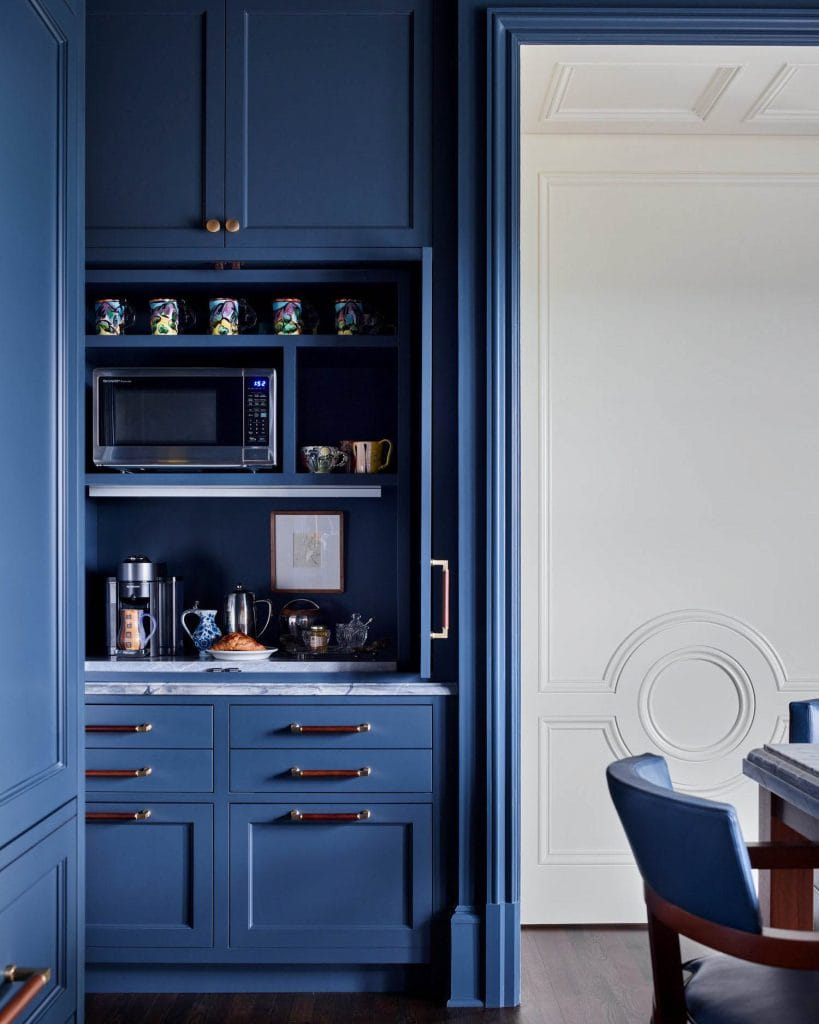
[646,842,819,1024]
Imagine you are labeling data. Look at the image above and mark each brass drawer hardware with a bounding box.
[289,809,371,822]
[290,767,371,778]
[205,218,221,232]
[86,767,152,778]
[0,965,51,1024]
[430,558,450,640]
[86,810,152,822]
[86,723,153,733]
[225,218,241,232]
[289,722,371,734]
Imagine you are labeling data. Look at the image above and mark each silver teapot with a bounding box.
[223,584,273,639]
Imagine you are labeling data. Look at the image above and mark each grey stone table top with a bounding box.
[742,743,819,821]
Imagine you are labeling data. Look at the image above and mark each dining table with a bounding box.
[743,743,819,930]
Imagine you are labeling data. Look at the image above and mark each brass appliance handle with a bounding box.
[86,768,152,778]
[430,558,450,640]
[205,218,221,233]
[289,809,371,822]
[290,767,371,778]
[289,723,371,734]
[85,724,152,733]
[86,810,152,822]
[0,966,51,1024]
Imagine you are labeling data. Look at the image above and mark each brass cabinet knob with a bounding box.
[205,218,221,233]
[225,218,241,233]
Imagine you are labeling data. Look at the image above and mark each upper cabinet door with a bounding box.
[0,0,81,845]
[86,0,225,249]
[224,0,431,249]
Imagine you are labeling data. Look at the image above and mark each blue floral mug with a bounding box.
[94,298,134,335]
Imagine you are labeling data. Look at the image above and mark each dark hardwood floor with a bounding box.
[85,927,691,1022]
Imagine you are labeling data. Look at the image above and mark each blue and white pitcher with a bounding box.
[181,601,221,656]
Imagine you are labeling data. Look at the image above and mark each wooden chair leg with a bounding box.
[647,907,688,1024]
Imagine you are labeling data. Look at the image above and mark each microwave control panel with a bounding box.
[244,373,273,447]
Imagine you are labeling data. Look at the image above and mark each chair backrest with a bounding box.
[606,754,760,933]
[789,699,819,743]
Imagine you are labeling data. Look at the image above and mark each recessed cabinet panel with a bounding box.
[224,0,430,247]
[229,803,431,957]
[85,704,214,748]
[230,704,432,748]
[230,748,432,793]
[86,803,213,948]
[86,0,225,248]
[0,817,77,1024]
[86,749,214,793]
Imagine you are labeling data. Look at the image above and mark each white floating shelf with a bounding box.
[87,484,382,499]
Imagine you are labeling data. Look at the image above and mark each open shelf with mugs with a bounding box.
[83,264,421,674]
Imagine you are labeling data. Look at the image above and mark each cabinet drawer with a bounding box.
[85,704,213,748]
[230,705,431,749]
[230,749,432,794]
[229,803,431,958]
[86,803,213,949]
[0,815,77,1024]
[85,749,213,793]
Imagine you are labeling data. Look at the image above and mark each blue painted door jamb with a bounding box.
[481,1,819,1009]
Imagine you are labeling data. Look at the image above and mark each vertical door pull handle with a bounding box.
[0,966,51,1024]
[430,558,450,639]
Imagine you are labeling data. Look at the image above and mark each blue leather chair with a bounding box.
[789,699,819,743]
[607,754,819,1024]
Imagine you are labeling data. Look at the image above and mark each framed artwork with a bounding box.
[270,511,344,592]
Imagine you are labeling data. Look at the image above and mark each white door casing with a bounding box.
[520,64,819,921]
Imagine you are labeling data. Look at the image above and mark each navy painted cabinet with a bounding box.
[0,0,82,1019]
[86,0,431,254]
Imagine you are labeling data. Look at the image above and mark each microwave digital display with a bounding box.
[93,368,278,469]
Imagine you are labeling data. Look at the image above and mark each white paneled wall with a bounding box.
[520,101,819,922]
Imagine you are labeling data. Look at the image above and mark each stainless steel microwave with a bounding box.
[93,367,278,469]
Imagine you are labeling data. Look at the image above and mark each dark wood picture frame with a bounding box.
[270,511,345,593]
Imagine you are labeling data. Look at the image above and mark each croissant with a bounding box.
[211,631,266,652]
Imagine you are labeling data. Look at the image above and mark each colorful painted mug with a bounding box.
[94,298,134,336]
[341,438,393,474]
[300,445,350,474]
[149,298,195,336]
[208,298,258,336]
[272,298,302,335]
[334,298,364,335]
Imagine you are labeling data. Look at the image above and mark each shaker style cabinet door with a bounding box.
[86,0,225,249]
[224,0,431,248]
[0,0,81,847]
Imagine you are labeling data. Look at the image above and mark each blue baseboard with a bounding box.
[447,905,483,1007]
[484,901,520,1008]
[86,964,424,994]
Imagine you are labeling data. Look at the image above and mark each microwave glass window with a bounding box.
[114,388,220,445]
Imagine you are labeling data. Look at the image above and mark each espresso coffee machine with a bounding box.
[106,556,184,658]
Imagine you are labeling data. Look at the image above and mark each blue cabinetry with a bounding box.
[0,0,82,1019]
[84,694,447,992]
[86,0,431,255]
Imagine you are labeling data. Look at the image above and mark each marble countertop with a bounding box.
[86,680,454,696]
[85,657,455,696]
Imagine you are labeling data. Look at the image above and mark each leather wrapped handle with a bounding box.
[0,966,51,1024]
[289,809,371,822]
[290,767,371,778]
[86,768,152,778]
[86,724,152,733]
[290,723,371,734]
[86,810,152,821]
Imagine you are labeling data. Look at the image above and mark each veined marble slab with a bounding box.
[85,656,397,674]
[86,680,455,696]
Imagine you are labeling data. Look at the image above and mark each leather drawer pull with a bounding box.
[0,966,51,1024]
[86,767,152,778]
[86,810,152,822]
[290,767,371,778]
[289,723,371,734]
[86,724,153,733]
[289,809,371,822]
